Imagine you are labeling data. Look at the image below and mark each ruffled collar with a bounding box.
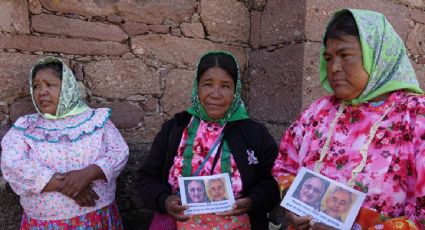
[13,108,111,143]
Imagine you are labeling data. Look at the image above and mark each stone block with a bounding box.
[28,0,43,15]
[10,100,36,123]
[200,0,250,42]
[417,56,425,64]
[91,102,144,129]
[0,184,22,230]
[0,0,29,34]
[406,23,425,56]
[107,15,123,24]
[412,60,425,90]
[0,125,10,141]
[249,0,267,11]
[122,22,149,36]
[394,0,425,9]
[84,59,161,99]
[302,42,329,110]
[32,14,128,42]
[171,28,182,36]
[131,34,247,70]
[148,25,170,34]
[250,11,261,49]
[248,44,305,123]
[40,0,196,25]
[260,0,306,47]
[161,69,194,117]
[121,113,164,144]
[0,34,129,56]
[411,9,425,24]
[0,52,40,101]
[180,23,205,38]
[305,0,409,42]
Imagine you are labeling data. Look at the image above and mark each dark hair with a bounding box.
[324,11,360,45]
[32,62,63,80]
[197,53,238,84]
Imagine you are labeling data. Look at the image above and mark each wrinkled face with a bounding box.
[188,180,205,203]
[325,190,351,219]
[299,177,325,205]
[323,34,369,101]
[209,180,225,201]
[33,69,61,115]
[198,67,235,120]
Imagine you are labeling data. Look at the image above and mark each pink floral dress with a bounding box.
[272,91,425,228]
[168,119,250,229]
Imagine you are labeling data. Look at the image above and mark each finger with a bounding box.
[71,190,81,198]
[55,174,66,180]
[292,215,311,225]
[170,203,188,213]
[215,210,235,216]
[173,213,191,221]
[88,188,99,200]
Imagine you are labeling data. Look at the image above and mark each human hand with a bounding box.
[309,220,338,230]
[215,197,252,216]
[59,168,93,198]
[284,208,312,230]
[42,173,66,192]
[73,186,99,207]
[165,195,190,221]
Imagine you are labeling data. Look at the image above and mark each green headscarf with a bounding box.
[319,9,423,105]
[182,51,249,177]
[30,57,89,119]
[187,50,249,125]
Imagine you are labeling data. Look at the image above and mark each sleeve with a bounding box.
[272,109,310,193]
[137,119,174,213]
[0,128,55,195]
[245,124,280,214]
[94,120,129,184]
[405,97,425,229]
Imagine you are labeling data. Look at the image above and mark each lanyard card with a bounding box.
[281,167,366,230]
[178,173,235,215]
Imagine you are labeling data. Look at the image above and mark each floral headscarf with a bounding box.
[187,51,249,125]
[319,9,423,105]
[30,57,89,119]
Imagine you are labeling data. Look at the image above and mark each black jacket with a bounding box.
[138,111,280,229]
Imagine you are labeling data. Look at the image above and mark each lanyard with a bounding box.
[314,102,394,187]
[193,132,224,176]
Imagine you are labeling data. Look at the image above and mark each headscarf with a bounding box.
[182,51,249,177]
[30,57,89,119]
[319,9,423,105]
[187,51,249,125]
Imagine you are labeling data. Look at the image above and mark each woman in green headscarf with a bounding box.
[1,57,129,229]
[272,9,425,230]
[138,51,280,229]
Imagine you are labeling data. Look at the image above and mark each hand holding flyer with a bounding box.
[178,173,235,215]
[281,167,366,230]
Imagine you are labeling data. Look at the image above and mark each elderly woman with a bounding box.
[138,51,280,229]
[272,9,424,230]
[1,57,129,229]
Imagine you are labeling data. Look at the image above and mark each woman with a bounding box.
[1,57,129,229]
[185,180,209,203]
[138,51,280,229]
[294,174,329,211]
[272,9,424,230]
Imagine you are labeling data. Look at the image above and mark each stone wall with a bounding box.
[0,0,424,229]
[0,0,250,229]
[249,0,425,140]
